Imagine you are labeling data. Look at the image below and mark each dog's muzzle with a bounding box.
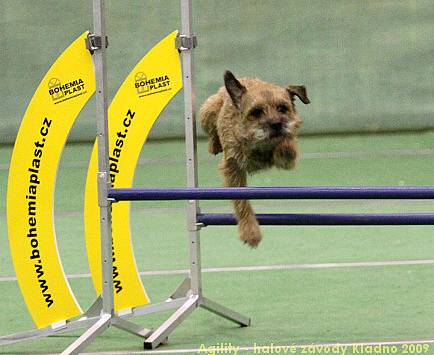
[267,120,285,139]
[270,121,283,133]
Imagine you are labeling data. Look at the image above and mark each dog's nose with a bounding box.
[270,121,283,132]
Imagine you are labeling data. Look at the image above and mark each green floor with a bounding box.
[0,132,433,354]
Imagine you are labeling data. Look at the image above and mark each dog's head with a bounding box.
[224,70,309,148]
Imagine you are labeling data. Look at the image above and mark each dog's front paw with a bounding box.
[273,139,298,170]
[238,216,262,248]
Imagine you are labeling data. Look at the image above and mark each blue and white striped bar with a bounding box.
[109,186,434,201]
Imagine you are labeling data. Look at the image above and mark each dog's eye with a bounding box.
[277,105,289,114]
[249,107,264,118]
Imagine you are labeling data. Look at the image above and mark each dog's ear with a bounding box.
[287,85,310,104]
[224,70,246,108]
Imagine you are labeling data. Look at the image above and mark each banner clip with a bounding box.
[86,33,108,54]
[97,172,111,207]
[175,34,197,52]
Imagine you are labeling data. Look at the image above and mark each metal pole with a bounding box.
[92,0,114,316]
[60,2,114,353]
[180,0,202,296]
[144,2,250,348]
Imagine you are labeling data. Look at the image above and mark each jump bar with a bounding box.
[108,186,434,201]
[197,213,434,226]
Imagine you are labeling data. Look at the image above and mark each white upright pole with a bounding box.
[180,0,202,297]
[60,1,113,353]
[92,0,115,317]
[143,0,250,349]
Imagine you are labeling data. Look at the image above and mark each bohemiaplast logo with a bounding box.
[134,72,171,97]
[48,78,86,103]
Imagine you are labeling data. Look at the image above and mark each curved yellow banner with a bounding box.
[84,31,182,311]
[7,32,95,328]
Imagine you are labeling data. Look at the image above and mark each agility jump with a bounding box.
[1,0,433,354]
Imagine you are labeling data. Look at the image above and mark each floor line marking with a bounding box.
[1,147,434,171]
[73,338,434,355]
[1,259,433,282]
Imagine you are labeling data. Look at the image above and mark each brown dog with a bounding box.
[200,71,310,247]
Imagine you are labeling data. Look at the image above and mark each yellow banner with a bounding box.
[84,31,182,311]
[7,32,95,328]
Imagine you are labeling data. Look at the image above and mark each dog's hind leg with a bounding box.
[220,159,262,248]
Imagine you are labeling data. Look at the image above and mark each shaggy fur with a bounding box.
[200,71,310,247]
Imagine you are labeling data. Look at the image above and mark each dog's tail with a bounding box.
[199,93,223,154]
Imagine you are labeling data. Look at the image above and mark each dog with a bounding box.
[200,70,310,247]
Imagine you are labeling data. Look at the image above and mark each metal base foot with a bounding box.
[84,296,103,317]
[0,316,100,346]
[169,277,191,300]
[200,297,251,326]
[127,297,189,318]
[143,295,199,349]
[113,318,152,338]
[61,313,111,355]
[142,294,250,350]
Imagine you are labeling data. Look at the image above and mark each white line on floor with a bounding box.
[1,259,433,283]
[77,338,434,355]
[1,147,434,171]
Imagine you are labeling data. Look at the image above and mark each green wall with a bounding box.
[1,0,433,143]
